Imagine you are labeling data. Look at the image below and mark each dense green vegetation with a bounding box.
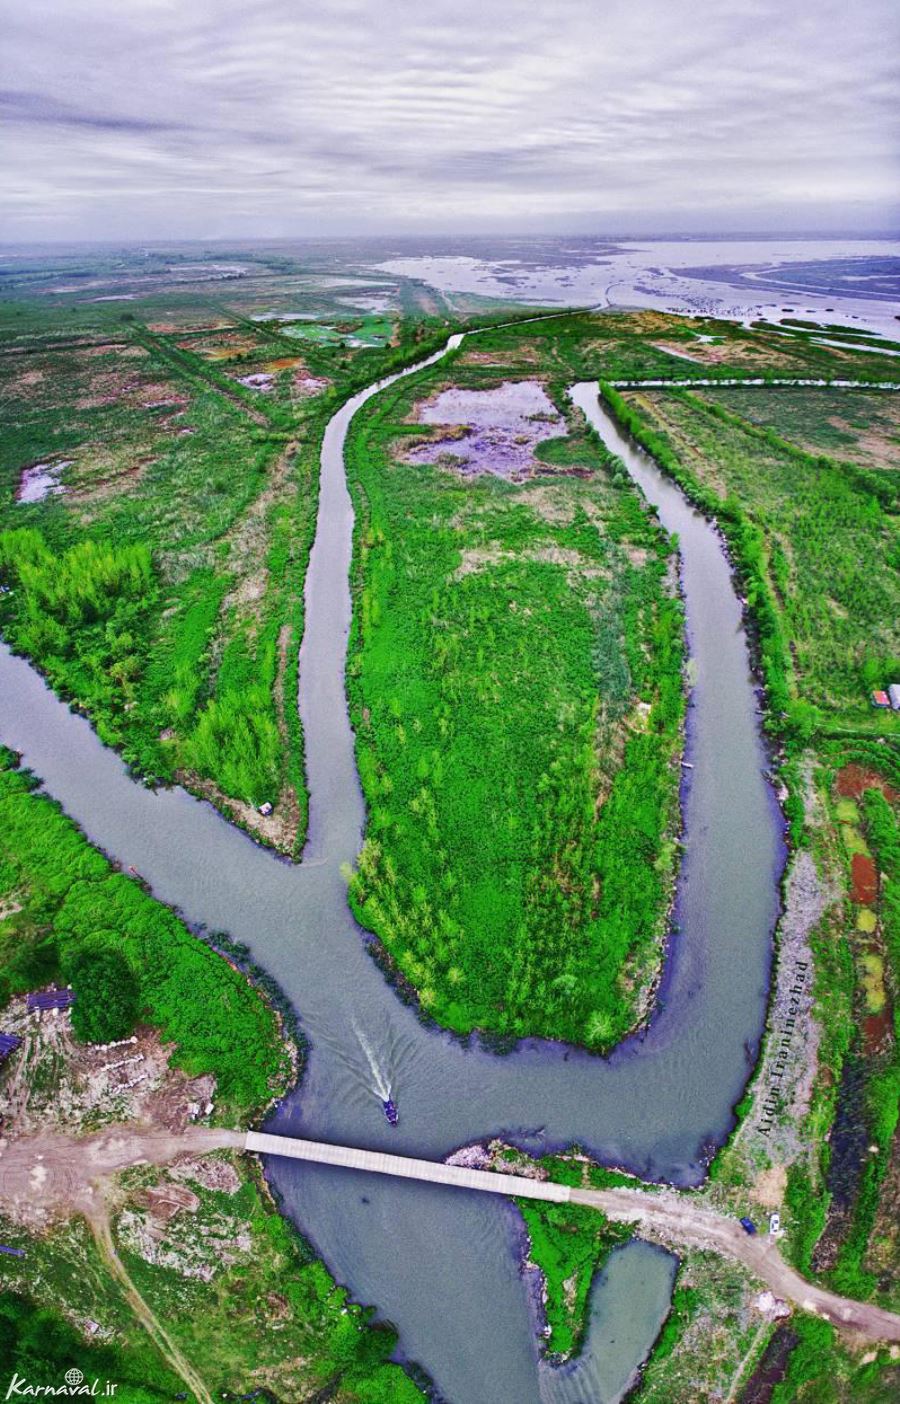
[346,356,684,1048]
[0,1291,170,1403]
[517,1199,631,1358]
[0,264,480,850]
[0,326,311,831]
[65,946,140,1044]
[601,383,900,732]
[0,747,286,1112]
[110,1169,425,1403]
[0,1165,426,1404]
[767,1316,900,1403]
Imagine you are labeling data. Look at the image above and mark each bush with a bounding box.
[62,943,140,1044]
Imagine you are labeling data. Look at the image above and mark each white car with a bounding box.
[769,1213,781,1236]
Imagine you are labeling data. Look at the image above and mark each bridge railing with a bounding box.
[245,1131,572,1203]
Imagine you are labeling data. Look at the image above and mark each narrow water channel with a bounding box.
[0,353,784,1402]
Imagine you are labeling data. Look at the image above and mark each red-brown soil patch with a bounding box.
[836,765,899,803]
[266,356,302,371]
[851,853,878,904]
[863,1010,893,1056]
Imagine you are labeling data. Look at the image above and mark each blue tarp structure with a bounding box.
[26,987,75,1012]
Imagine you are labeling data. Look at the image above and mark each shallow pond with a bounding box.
[16,460,72,504]
[408,379,562,478]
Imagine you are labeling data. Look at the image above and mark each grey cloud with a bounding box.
[1,89,189,134]
[0,0,897,240]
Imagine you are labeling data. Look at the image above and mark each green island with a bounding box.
[344,330,685,1047]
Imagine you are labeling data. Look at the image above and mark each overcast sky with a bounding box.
[3,0,898,243]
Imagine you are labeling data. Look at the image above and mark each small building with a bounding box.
[27,986,75,1014]
[258,801,274,817]
[871,690,890,709]
[890,684,900,712]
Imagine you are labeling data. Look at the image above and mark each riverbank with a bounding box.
[0,746,427,1401]
[589,370,900,1399]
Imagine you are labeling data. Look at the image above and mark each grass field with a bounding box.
[345,332,685,1049]
[0,248,473,853]
[700,386,900,472]
[611,387,900,729]
[0,310,315,850]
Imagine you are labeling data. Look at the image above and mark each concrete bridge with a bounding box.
[245,1130,900,1343]
[245,1130,571,1202]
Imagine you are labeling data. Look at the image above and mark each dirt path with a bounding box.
[88,1201,215,1404]
[0,1125,245,1226]
[570,1185,900,1342]
[4,1120,900,1349]
[137,330,272,426]
[0,1126,244,1399]
[724,1321,770,1403]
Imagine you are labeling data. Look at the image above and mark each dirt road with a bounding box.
[89,1202,216,1404]
[571,1185,900,1343]
[0,1126,245,1402]
[4,1123,900,1351]
[0,1125,244,1227]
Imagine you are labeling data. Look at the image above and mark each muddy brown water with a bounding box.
[0,345,784,1402]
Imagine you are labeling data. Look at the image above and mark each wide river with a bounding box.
[0,339,785,1401]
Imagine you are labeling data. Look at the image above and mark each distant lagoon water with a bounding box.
[376,236,900,338]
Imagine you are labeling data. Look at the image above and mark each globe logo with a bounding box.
[64,1369,84,1388]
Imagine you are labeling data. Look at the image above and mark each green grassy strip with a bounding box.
[684,389,898,515]
[659,392,899,723]
[0,749,286,1115]
[517,1199,632,1359]
[824,790,900,1300]
[598,380,800,739]
[782,781,900,1301]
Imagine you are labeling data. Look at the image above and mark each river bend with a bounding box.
[0,342,785,1402]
